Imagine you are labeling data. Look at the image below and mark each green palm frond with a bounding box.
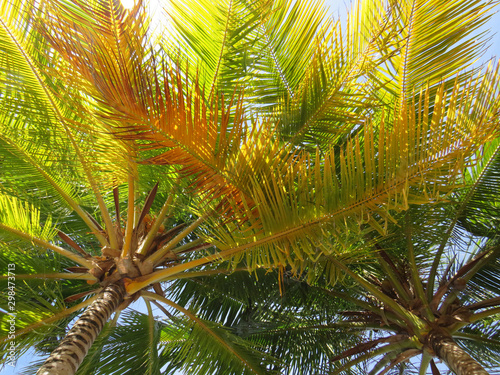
[169,272,259,327]
[458,138,500,238]
[142,292,276,375]
[0,193,94,267]
[382,0,496,108]
[0,247,93,365]
[250,0,329,106]
[456,321,500,370]
[0,194,56,242]
[425,134,500,297]
[165,269,364,374]
[276,0,401,149]
[166,0,271,99]
[89,309,166,375]
[469,255,500,297]
[0,135,80,218]
[168,268,326,327]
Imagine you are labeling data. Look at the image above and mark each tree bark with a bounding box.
[427,329,489,375]
[37,282,126,375]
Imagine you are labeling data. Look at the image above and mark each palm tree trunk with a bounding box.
[427,329,488,375]
[37,282,126,375]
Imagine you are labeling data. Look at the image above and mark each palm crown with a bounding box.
[0,0,499,374]
[162,142,500,374]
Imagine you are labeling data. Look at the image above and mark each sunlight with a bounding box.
[149,0,177,41]
[120,0,135,9]
[119,0,175,38]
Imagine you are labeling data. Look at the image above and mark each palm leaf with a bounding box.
[276,0,401,149]
[455,321,500,371]
[166,0,270,99]
[143,292,275,375]
[89,309,166,375]
[250,0,329,106]
[381,0,495,108]
[0,251,95,366]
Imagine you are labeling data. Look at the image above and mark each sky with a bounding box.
[1,0,500,374]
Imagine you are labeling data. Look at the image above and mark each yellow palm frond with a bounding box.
[201,64,500,283]
[0,0,129,246]
[280,0,401,149]
[381,0,496,109]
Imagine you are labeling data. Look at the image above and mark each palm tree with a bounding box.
[155,200,500,375]
[225,142,500,374]
[322,151,500,375]
[0,0,499,374]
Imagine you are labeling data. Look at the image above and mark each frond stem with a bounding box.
[469,306,500,323]
[121,171,136,258]
[453,332,500,346]
[427,142,500,300]
[332,339,415,373]
[328,257,422,331]
[145,299,156,375]
[137,187,175,256]
[405,222,434,320]
[320,288,402,323]
[141,291,264,374]
[419,350,432,375]
[147,215,208,266]
[0,223,93,268]
[375,251,412,304]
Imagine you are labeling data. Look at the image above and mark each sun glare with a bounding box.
[119,0,173,37]
[120,0,135,9]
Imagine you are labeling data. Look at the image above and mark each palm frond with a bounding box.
[0,249,95,365]
[458,138,500,238]
[166,0,270,99]
[88,309,166,375]
[382,0,496,109]
[455,321,500,370]
[143,292,275,375]
[278,0,401,149]
[198,65,500,283]
[0,0,131,248]
[250,0,329,105]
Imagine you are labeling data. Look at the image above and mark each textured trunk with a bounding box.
[37,282,126,375]
[427,329,488,375]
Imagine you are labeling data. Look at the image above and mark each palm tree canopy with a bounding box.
[0,0,499,373]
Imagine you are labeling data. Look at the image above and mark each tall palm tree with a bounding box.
[0,0,499,374]
[220,142,500,375]
[321,143,500,374]
[155,196,500,375]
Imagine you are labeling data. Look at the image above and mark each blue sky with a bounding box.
[2,1,500,374]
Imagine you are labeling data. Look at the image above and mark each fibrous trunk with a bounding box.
[427,329,489,375]
[37,282,126,375]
